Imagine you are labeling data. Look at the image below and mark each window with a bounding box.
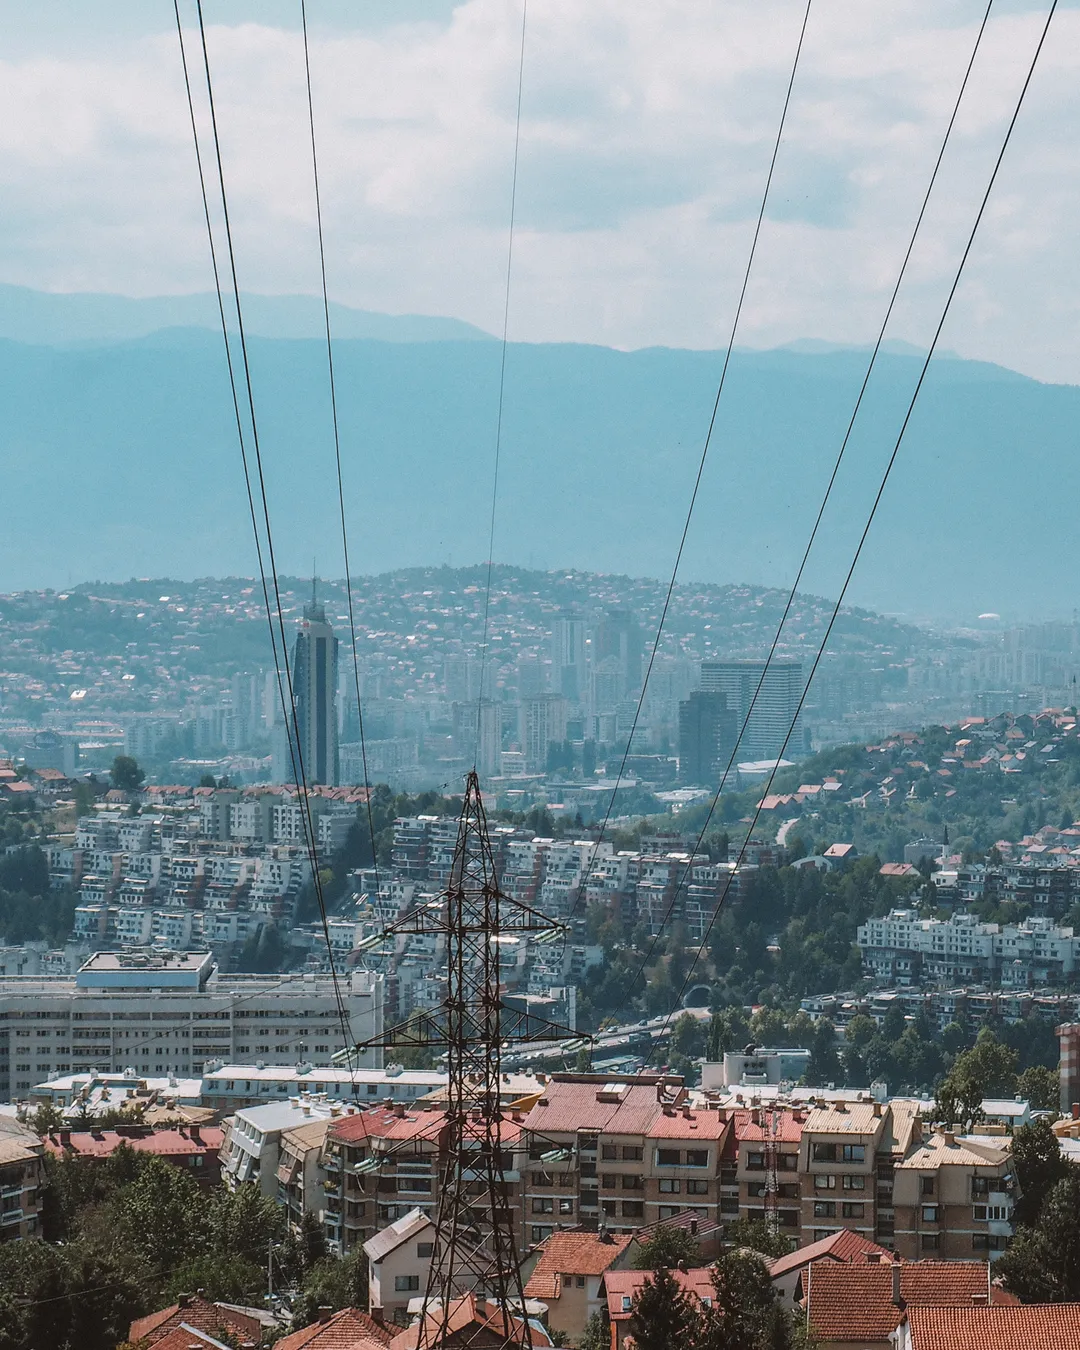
[658,1205,681,1219]
[622,1201,644,1218]
[972,1234,1009,1252]
[559,1199,574,1215]
[813,1143,837,1162]
[621,1297,632,1313]
[921,1233,940,1251]
[686,1150,708,1168]
[622,1175,643,1191]
[747,1182,767,1198]
[814,1202,836,1218]
[602,1145,618,1160]
[575,1276,586,1288]
[921,1205,939,1223]
[602,1175,619,1189]
[842,1145,865,1163]
[395,1275,420,1293]
[973,1205,1009,1223]
[720,1198,739,1215]
[417,1243,434,1258]
[533,1198,554,1214]
[842,1175,865,1191]
[656,1149,680,1166]
[659,1179,681,1194]
[814,1175,836,1190]
[921,1176,936,1197]
[687,1180,709,1196]
[746,1152,765,1171]
[623,1146,643,1161]
[971,1176,991,1197]
[532,1226,553,1244]
[841,1203,864,1219]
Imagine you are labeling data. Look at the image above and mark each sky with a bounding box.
[0,0,1078,382]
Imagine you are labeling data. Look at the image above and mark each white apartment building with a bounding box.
[857,908,1080,987]
[0,950,383,1100]
[219,1095,342,1194]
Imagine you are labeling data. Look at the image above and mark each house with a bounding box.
[364,1207,437,1326]
[804,1260,1015,1350]
[522,1228,637,1341]
[768,1229,893,1304]
[891,1303,1080,1350]
[128,1293,271,1346]
[603,1268,715,1350]
[274,1308,393,1350]
[43,1123,224,1187]
[824,844,858,865]
[144,1327,236,1350]
[387,1293,552,1349]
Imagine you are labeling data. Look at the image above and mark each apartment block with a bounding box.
[892,1130,1016,1260]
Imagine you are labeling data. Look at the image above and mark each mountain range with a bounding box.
[0,286,1075,620]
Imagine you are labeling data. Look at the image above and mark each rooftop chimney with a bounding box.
[1072,1102,1079,1121]
[318,1306,333,1323]
[178,1293,193,1308]
[190,1125,201,1144]
[892,1263,904,1309]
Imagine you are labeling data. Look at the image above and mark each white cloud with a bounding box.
[0,0,1077,379]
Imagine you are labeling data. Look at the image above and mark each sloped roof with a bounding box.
[43,1125,224,1160]
[905,1304,1080,1350]
[363,1207,434,1263]
[805,1262,999,1342]
[733,1108,805,1144]
[648,1107,729,1140]
[895,1132,1010,1171]
[524,1230,635,1299]
[523,1079,671,1137]
[604,1268,715,1321]
[802,1103,885,1135]
[276,1308,394,1350]
[767,1228,891,1279]
[147,1325,234,1350]
[387,1293,551,1349]
[129,1296,265,1346]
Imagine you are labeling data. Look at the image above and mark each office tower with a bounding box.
[519,693,567,772]
[596,608,644,697]
[699,660,806,761]
[451,700,502,779]
[678,691,739,785]
[552,610,587,701]
[287,583,340,786]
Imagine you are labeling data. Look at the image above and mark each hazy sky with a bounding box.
[1,0,1077,381]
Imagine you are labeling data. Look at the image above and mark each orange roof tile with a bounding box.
[648,1107,729,1141]
[806,1262,999,1342]
[387,1293,550,1350]
[733,1108,805,1144]
[129,1296,264,1346]
[767,1228,891,1279]
[276,1308,393,1350]
[524,1079,673,1137]
[905,1304,1080,1350]
[604,1268,715,1321]
[524,1230,635,1300]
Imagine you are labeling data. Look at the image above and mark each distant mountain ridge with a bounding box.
[0,292,1076,618]
[0,283,495,345]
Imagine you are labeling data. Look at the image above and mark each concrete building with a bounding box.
[699,659,806,760]
[0,950,383,1099]
[892,1130,1016,1261]
[552,611,588,703]
[219,1096,343,1194]
[702,1048,811,1089]
[522,1229,638,1344]
[520,695,568,773]
[0,1118,44,1241]
[677,691,738,786]
[278,588,339,786]
[364,1207,436,1326]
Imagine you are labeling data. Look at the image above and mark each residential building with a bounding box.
[199,1064,448,1113]
[703,1047,811,1088]
[729,1106,804,1234]
[800,1102,889,1244]
[41,1123,224,1186]
[0,1118,44,1241]
[520,695,568,772]
[388,1292,552,1350]
[805,1260,1016,1350]
[768,1229,893,1305]
[219,1096,344,1195]
[603,1268,715,1350]
[522,1229,637,1343]
[273,1307,392,1350]
[892,1130,1015,1261]
[364,1207,436,1326]
[278,1117,334,1233]
[677,691,737,786]
[0,951,383,1098]
[128,1294,278,1348]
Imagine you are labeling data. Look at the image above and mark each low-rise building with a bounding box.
[41,1123,224,1186]
[0,1118,44,1241]
[522,1229,637,1343]
[364,1207,436,1326]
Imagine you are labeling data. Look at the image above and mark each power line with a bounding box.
[659,0,1059,1034]
[176,0,353,1063]
[298,0,383,905]
[571,0,814,913]
[475,0,528,769]
[608,0,998,1016]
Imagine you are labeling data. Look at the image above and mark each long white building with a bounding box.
[0,950,383,1101]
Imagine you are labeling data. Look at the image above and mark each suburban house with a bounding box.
[522,1229,638,1341]
[364,1207,437,1326]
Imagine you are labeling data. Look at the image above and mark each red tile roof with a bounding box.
[524,1079,674,1137]
[147,1326,233,1350]
[329,1108,407,1145]
[276,1308,394,1350]
[733,1108,805,1144]
[648,1106,729,1140]
[805,1262,1001,1342]
[604,1268,716,1321]
[44,1125,224,1160]
[387,1293,551,1350]
[129,1296,264,1346]
[905,1304,1080,1350]
[524,1231,636,1299]
[768,1228,892,1279]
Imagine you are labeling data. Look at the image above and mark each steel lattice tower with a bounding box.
[344,771,574,1348]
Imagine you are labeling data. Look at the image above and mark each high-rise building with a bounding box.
[699,660,806,761]
[283,584,340,786]
[520,694,567,772]
[596,608,643,697]
[451,700,502,779]
[678,691,738,785]
[552,610,588,702]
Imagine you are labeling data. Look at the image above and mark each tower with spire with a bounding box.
[281,574,339,786]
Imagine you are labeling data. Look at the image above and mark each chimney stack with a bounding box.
[892,1263,904,1309]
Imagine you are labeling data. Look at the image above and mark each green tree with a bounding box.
[996,1172,1080,1302]
[578,1310,609,1350]
[110,755,145,792]
[1017,1064,1060,1112]
[291,1250,369,1328]
[627,1266,697,1350]
[1010,1118,1069,1227]
[112,1154,206,1271]
[724,1218,793,1260]
[633,1224,701,1271]
[695,1248,776,1350]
